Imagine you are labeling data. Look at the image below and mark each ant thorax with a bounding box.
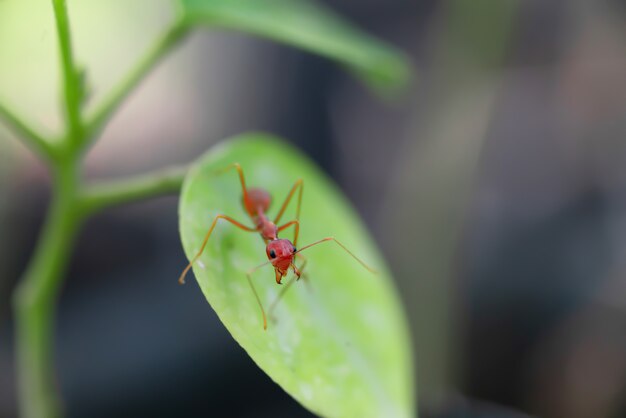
[255,214,278,240]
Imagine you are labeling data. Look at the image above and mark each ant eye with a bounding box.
[293,247,297,253]
[269,249,276,258]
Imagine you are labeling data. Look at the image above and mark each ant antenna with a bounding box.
[295,237,378,274]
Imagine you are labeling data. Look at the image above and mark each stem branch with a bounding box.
[52,0,83,144]
[86,23,187,142]
[0,103,56,159]
[79,165,188,216]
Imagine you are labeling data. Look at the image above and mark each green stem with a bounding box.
[52,0,83,144]
[86,23,187,142]
[79,165,188,216]
[0,103,57,160]
[10,5,188,417]
[12,162,81,418]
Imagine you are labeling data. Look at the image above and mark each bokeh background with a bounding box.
[2,0,626,417]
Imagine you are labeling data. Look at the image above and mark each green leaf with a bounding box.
[177,0,411,93]
[178,133,415,417]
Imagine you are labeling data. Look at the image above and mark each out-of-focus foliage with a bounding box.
[179,134,414,418]
[179,0,411,93]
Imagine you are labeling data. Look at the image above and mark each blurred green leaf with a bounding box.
[178,0,411,93]
[179,133,415,417]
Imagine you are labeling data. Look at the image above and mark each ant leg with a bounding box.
[296,237,378,274]
[268,277,296,323]
[178,214,256,284]
[277,220,300,246]
[295,253,311,285]
[274,179,303,225]
[245,260,275,330]
[216,163,250,206]
[268,255,309,322]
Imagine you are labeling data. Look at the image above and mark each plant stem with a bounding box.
[79,165,188,216]
[51,0,83,144]
[0,103,56,160]
[13,161,81,418]
[86,23,187,142]
[9,4,188,417]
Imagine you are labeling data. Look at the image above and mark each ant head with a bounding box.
[266,239,296,272]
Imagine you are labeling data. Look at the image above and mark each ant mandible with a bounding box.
[178,163,377,330]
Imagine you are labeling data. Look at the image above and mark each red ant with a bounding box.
[178,163,377,330]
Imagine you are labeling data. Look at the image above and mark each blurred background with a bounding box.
[1,0,626,417]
